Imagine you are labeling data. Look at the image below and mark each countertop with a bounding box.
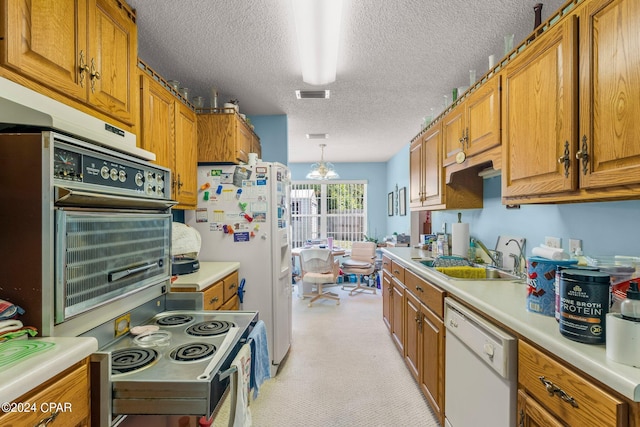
[171,261,240,291]
[0,336,97,404]
[382,247,640,402]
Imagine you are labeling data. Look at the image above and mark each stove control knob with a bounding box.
[119,170,127,182]
[110,168,118,181]
[135,172,144,187]
[101,166,109,179]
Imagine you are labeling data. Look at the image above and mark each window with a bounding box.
[290,181,367,249]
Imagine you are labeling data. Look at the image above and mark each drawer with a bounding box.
[0,360,89,426]
[223,271,239,303]
[221,294,239,310]
[202,281,224,310]
[382,255,392,272]
[518,340,627,427]
[390,260,405,283]
[405,269,445,319]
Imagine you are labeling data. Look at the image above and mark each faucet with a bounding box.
[506,239,526,278]
[472,238,502,268]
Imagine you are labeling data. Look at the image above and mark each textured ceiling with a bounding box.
[127,0,565,164]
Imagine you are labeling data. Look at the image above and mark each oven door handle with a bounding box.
[109,262,157,282]
[55,186,177,210]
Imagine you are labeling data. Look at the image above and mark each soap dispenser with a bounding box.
[621,282,640,322]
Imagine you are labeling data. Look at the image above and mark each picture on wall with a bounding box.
[399,187,406,216]
[388,192,394,216]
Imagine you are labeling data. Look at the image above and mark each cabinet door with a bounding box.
[409,138,423,208]
[502,17,579,198]
[391,279,405,354]
[404,291,421,381]
[236,121,251,163]
[220,294,239,310]
[3,0,87,101]
[466,74,501,157]
[578,0,640,190]
[202,282,224,310]
[518,389,564,427]
[139,72,175,171]
[442,103,465,167]
[420,305,444,425]
[422,124,444,206]
[87,0,137,124]
[382,271,392,330]
[175,102,197,208]
[223,271,239,303]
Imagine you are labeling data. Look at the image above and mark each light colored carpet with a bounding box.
[217,284,440,427]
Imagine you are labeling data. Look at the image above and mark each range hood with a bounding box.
[0,76,155,161]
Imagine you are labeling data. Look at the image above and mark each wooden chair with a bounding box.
[341,241,377,295]
[299,248,340,307]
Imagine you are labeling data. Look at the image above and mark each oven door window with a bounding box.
[55,210,172,323]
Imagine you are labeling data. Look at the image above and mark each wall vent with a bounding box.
[296,90,330,99]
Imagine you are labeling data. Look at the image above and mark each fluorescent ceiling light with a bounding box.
[292,0,343,85]
[306,133,328,139]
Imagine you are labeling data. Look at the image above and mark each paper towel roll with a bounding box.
[606,313,640,367]
[451,223,470,258]
[531,246,569,260]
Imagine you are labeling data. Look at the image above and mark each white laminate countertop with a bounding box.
[0,336,98,404]
[171,261,240,291]
[382,247,640,402]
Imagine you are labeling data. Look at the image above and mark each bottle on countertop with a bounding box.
[621,282,640,322]
[468,240,476,262]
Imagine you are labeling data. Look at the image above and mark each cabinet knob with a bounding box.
[576,135,589,175]
[89,58,101,93]
[557,140,571,178]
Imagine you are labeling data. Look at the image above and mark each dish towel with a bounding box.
[229,343,252,427]
[247,320,270,399]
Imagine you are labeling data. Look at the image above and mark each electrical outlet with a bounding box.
[545,236,562,248]
[569,238,582,254]
[441,222,447,233]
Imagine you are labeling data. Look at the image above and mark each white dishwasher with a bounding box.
[444,298,517,427]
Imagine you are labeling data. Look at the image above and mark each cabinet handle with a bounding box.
[79,51,89,88]
[538,376,579,408]
[519,409,524,427]
[416,285,423,292]
[89,58,101,93]
[415,314,422,330]
[575,135,589,175]
[464,127,469,149]
[229,283,237,290]
[176,174,184,190]
[209,296,219,304]
[393,269,400,275]
[557,140,571,178]
[34,411,59,427]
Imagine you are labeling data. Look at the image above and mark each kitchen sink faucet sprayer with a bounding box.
[471,238,502,269]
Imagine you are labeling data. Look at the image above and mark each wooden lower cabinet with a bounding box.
[383,259,445,425]
[0,359,90,427]
[172,270,239,310]
[518,340,628,427]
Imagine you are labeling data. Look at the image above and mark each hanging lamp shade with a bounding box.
[306,144,339,180]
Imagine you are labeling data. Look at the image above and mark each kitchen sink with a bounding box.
[412,258,523,282]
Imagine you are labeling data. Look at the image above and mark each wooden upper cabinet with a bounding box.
[578,0,640,190]
[443,75,501,168]
[198,113,260,164]
[139,70,196,209]
[2,0,137,125]
[502,16,578,199]
[409,137,424,208]
[174,102,198,208]
[409,123,444,209]
[3,0,88,101]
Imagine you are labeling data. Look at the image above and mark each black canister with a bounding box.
[559,269,611,344]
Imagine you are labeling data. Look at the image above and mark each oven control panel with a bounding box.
[53,138,171,199]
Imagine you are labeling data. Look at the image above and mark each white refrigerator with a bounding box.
[185,162,292,375]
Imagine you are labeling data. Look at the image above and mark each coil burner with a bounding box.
[170,343,217,362]
[111,348,158,375]
[156,314,195,326]
[186,320,235,337]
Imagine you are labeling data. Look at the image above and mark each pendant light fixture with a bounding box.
[306,144,339,180]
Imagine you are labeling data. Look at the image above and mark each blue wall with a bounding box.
[288,162,388,241]
[432,176,640,258]
[247,114,287,164]
[386,144,411,238]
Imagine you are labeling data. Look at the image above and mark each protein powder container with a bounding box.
[555,265,599,321]
[559,269,611,344]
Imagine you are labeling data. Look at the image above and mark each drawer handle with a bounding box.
[538,376,579,408]
[393,269,400,275]
[229,283,237,289]
[416,285,423,292]
[209,296,219,304]
[35,411,59,427]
